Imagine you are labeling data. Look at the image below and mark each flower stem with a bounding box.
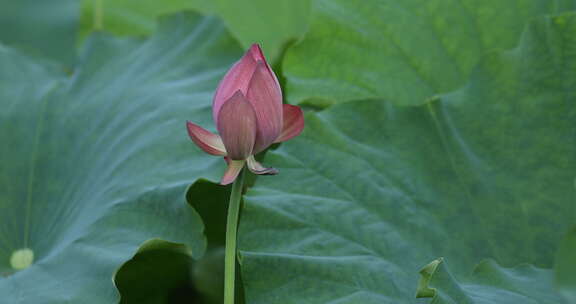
[93,0,103,30]
[224,169,245,304]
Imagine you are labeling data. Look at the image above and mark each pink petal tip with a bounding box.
[247,61,284,153]
[186,121,227,156]
[274,104,304,143]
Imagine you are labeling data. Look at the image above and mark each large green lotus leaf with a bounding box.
[239,13,576,303]
[418,258,564,304]
[0,12,242,303]
[283,0,576,106]
[0,0,79,64]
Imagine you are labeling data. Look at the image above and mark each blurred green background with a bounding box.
[0,0,310,65]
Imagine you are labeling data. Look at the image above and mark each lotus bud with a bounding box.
[186,44,304,185]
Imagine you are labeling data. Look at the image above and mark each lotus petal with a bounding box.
[213,48,258,124]
[247,61,283,153]
[221,159,245,185]
[247,156,278,175]
[186,121,226,156]
[274,104,305,143]
[217,91,258,160]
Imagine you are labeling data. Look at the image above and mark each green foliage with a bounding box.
[187,179,231,249]
[0,12,242,303]
[420,259,564,304]
[238,12,576,303]
[283,0,576,106]
[0,0,79,64]
[79,0,215,38]
[115,240,225,304]
[556,226,576,302]
[115,241,197,304]
[210,0,311,63]
[79,0,309,63]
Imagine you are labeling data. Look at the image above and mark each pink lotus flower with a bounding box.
[186,44,304,185]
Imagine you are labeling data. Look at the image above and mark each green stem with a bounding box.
[94,0,103,30]
[224,169,245,304]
